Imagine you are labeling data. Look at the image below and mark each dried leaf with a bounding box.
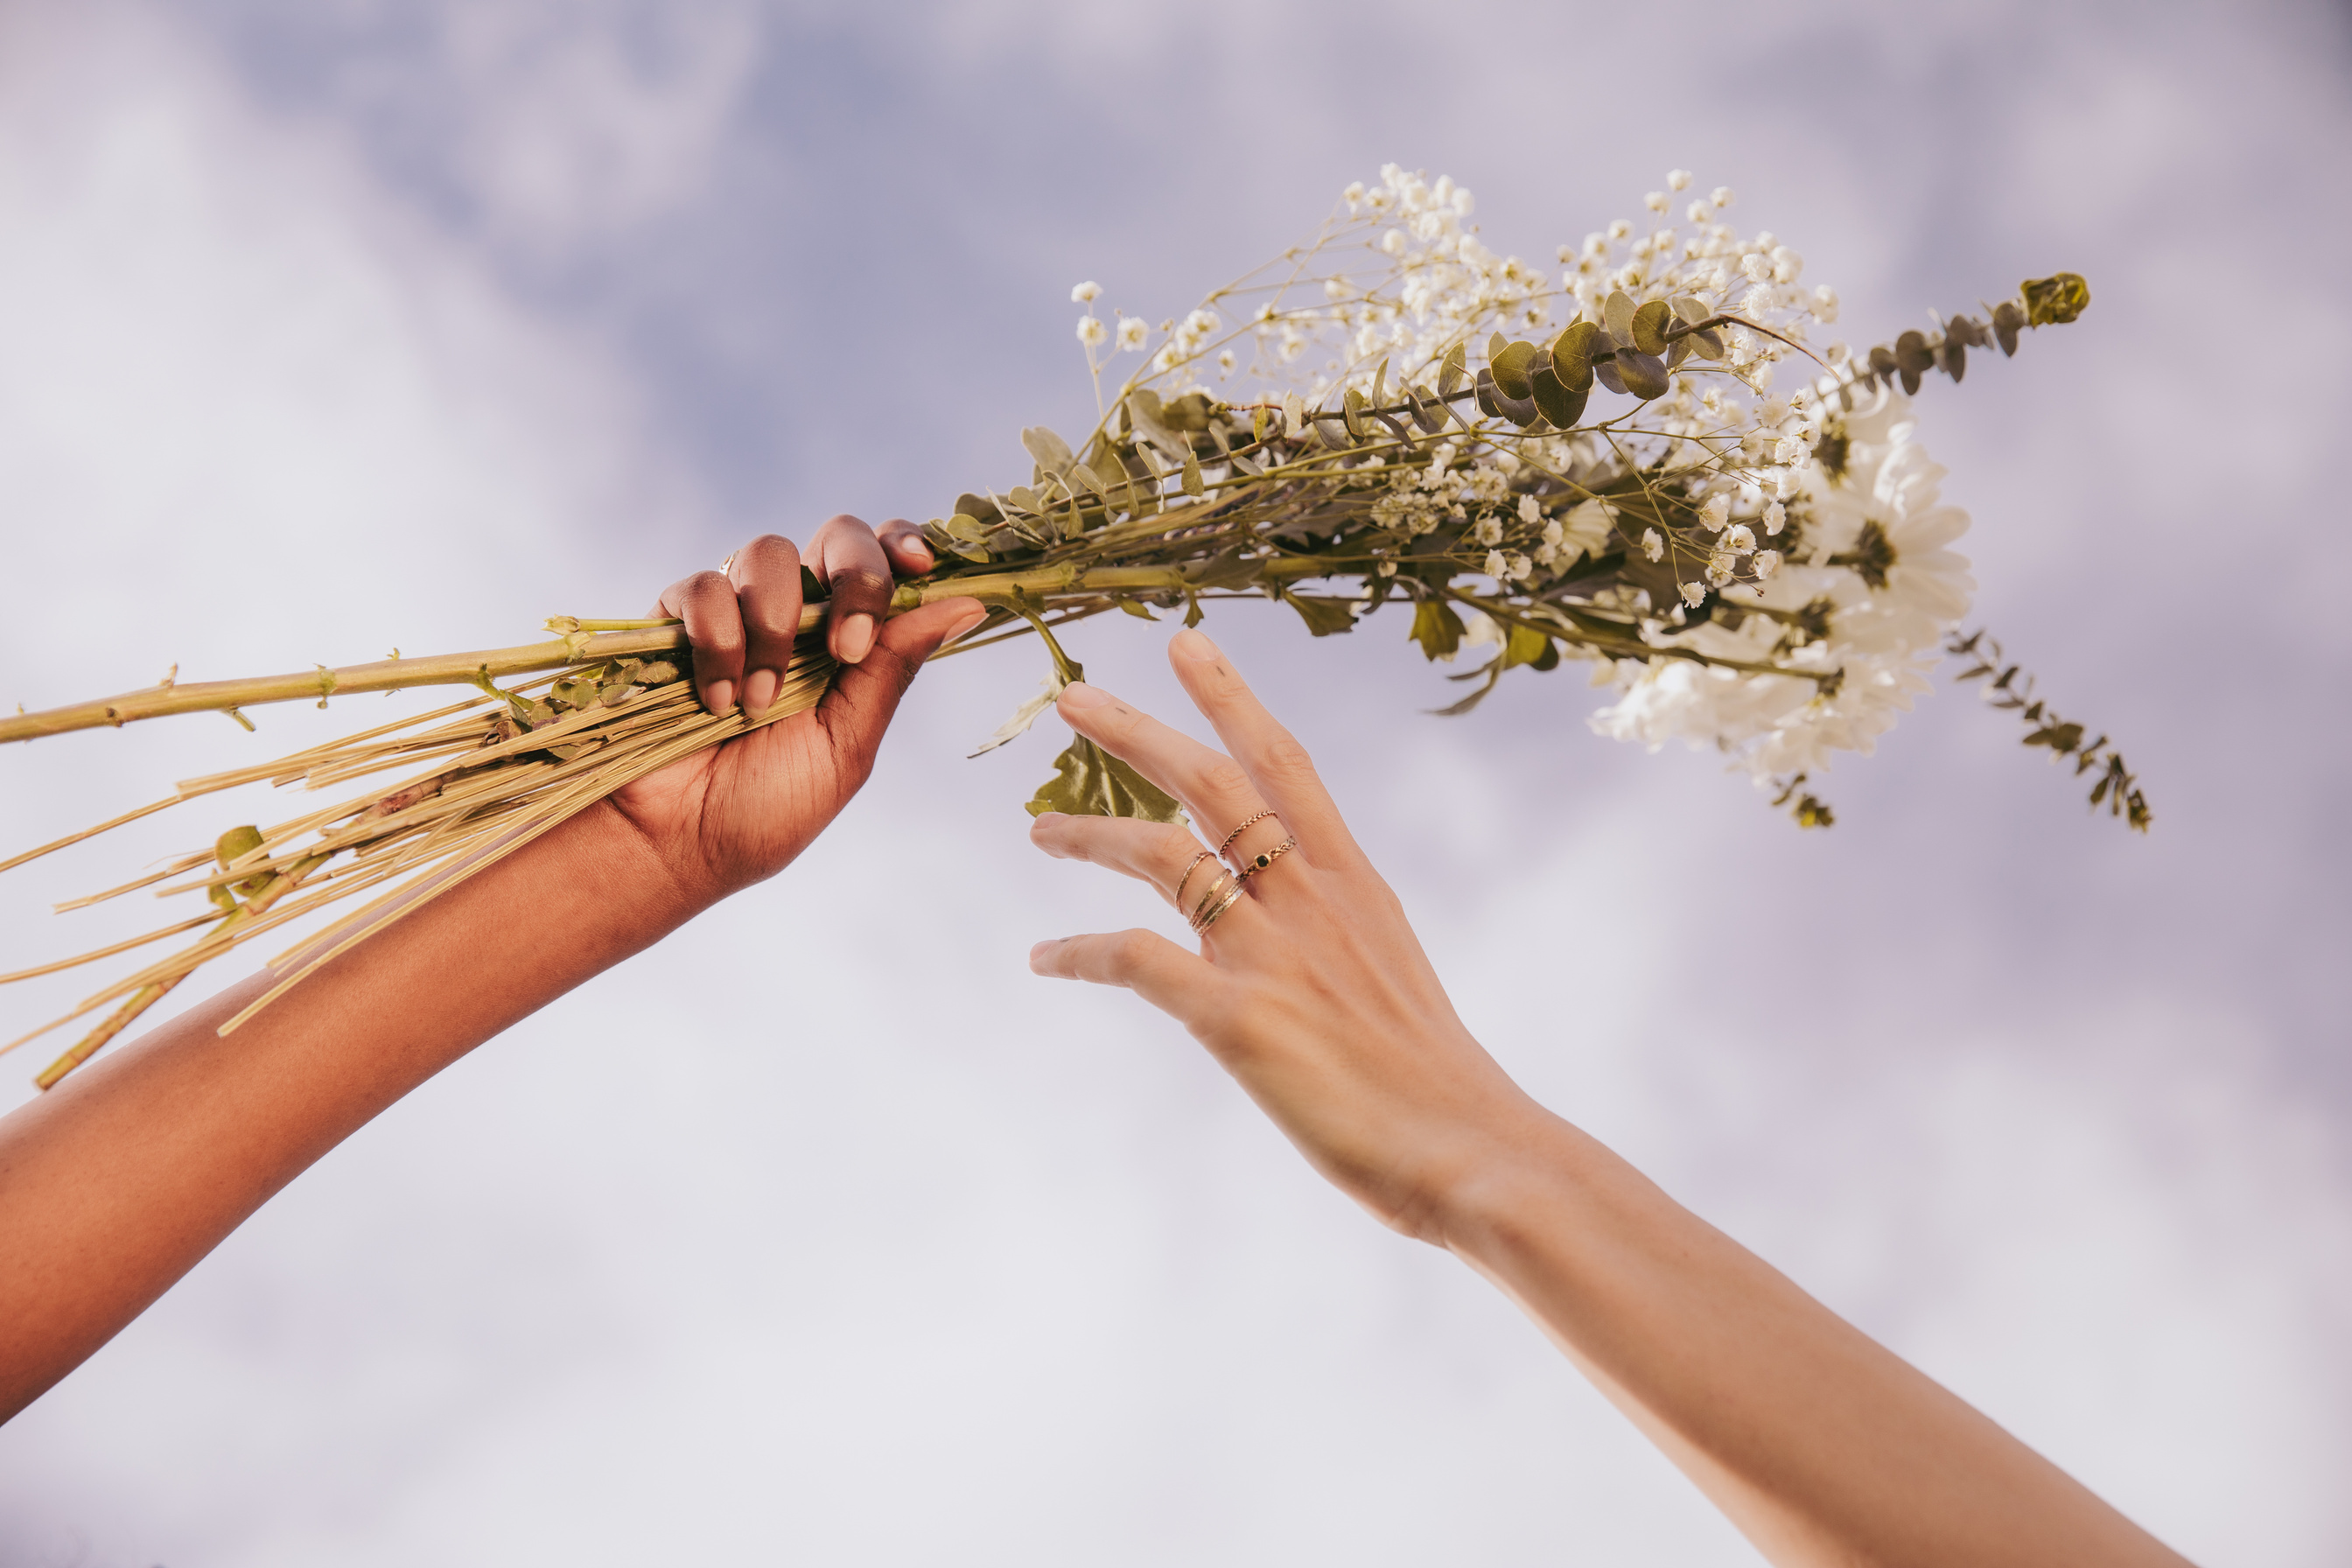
[970,668,1067,757]
[1282,590,1359,637]
[1020,425,1075,473]
[1604,290,1637,344]
[1026,734,1186,822]
[2021,272,2090,326]
[1410,598,1465,662]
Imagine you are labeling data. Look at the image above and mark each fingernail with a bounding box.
[1171,628,1219,663]
[706,679,736,714]
[836,612,876,664]
[947,603,989,640]
[1028,941,1060,971]
[1060,682,1110,710]
[902,536,934,568]
[741,668,779,716]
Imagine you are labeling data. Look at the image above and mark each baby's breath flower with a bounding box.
[1679,580,1708,608]
[1724,524,1756,554]
[1762,500,1787,535]
[1643,528,1666,563]
[1811,285,1839,323]
[1216,349,1236,374]
[1753,549,1782,579]
[1668,169,1692,191]
[1645,191,1670,213]
[1698,494,1732,532]
[1076,314,1108,346]
[1505,550,1534,581]
[1712,185,1736,208]
[1516,494,1541,525]
[1116,317,1149,352]
[1071,280,1102,304]
[1483,549,1509,578]
[1607,219,1633,241]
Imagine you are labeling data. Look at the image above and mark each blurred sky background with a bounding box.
[1,1,2348,1562]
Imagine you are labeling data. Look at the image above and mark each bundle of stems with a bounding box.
[3,166,2148,1088]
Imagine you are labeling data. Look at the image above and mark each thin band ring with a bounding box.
[1218,810,1278,861]
[1187,869,1236,929]
[1236,837,1297,880]
[1172,849,1217,910]
[1191,876,1248,934]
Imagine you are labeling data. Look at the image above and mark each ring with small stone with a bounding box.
[1217,810,1279,862]
[1236,837,1297,881]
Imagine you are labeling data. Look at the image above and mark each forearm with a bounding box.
[1439,1113,2190,1567]
[0,802,701,1421]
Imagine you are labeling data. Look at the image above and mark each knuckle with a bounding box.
[1200,758,1255,802]
[1258,732,1319,785]
[1110,929,1160,973]
[1154,823,1199,861]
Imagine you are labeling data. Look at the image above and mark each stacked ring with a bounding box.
[1236,837,1297,880]
[1172,849,1218,909]
[1176,870,1251,930]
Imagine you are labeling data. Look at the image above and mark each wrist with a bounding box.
[1422,1102,1597,1267]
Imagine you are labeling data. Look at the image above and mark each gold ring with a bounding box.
[1237,837,1296,880]
[1187,869,1236,928]
[1191,875,1247,934]
[1218,810,1278,860]
[1173,849,1217,909]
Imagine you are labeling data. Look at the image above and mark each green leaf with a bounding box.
[1020,425,1074,473]
[1343,388,1367,440]
[1530,367,1588,428]
[1631,299,1673,356]
[1490,339,1539,400]
[1549,320,1598,393]
[1502,621,1558,670]
[1604,290,1636,344]
[1115,595,1158,620]
[1410,598,1465,662]
[1026,735,1186,822]
[1438,341,1466,396]
[1282,590,1359,637]
[1180,449,1205,496]
[1616,350,1671,400]
[214,823,264,870]
[2020,272,2090,326]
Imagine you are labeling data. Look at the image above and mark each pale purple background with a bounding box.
[1,3,2347,1563]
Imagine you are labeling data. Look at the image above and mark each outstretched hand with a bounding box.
[1026,627,1546,1243]
[611,515,984,906]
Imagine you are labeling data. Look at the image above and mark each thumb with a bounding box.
[813,597,987,773]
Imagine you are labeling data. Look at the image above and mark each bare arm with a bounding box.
[1026,628,2192,1568]
[0,520,983,1423]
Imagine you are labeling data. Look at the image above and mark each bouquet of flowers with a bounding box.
[0,165,2142,1089]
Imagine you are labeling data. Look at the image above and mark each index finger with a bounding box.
[1165,628,1362,869]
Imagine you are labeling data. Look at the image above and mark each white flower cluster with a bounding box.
[1589,389,1975,784]
[1055,165,1980,796]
